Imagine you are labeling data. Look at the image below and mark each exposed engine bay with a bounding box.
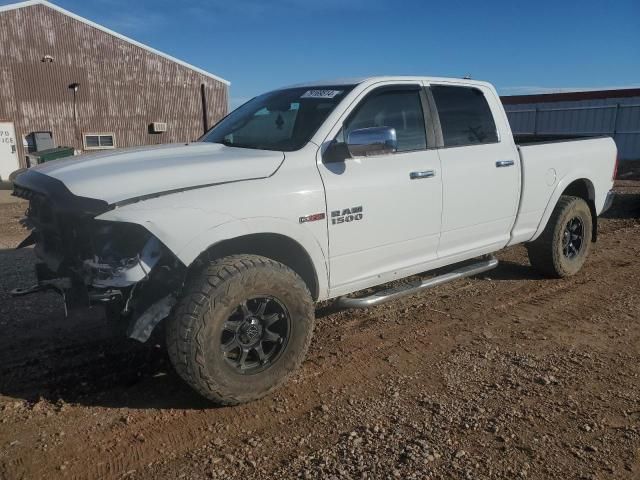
[11,171,186,342]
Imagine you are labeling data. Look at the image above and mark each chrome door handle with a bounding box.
[496,160,515,168]
[410,170,436,180]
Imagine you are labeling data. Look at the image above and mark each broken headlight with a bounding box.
[84,222,163,288]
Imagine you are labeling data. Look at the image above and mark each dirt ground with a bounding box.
[0,182,639,480]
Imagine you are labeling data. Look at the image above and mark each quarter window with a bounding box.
[344,89,427,152]
[431,86,498,147]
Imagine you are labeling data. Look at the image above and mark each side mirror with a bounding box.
[347,126,397,157]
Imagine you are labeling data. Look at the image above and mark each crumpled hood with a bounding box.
[33,143,285,205]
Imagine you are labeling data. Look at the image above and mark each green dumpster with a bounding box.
[27,146,74,166]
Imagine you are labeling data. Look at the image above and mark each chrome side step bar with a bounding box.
[335,257,498,309]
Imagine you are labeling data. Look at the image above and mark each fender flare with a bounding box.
[530,172,595,242]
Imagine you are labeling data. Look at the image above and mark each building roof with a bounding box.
[501,87,640,105]
[0,0,230,86]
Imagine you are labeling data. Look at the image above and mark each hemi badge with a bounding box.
[299,212,326,224]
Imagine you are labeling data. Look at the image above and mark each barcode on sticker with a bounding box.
[301,90,343,99]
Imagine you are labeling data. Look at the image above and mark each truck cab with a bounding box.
[315,79,521,296]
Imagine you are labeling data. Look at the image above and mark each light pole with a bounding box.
[68,82,80,150]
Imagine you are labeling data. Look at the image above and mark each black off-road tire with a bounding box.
[166,254,315,405]
[526,195,593,278]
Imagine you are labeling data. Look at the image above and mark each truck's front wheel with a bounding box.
[526,195,593,278]
[166,254,314,405]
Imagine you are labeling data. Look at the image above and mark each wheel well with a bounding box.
[198,233,320,300]
[561,179,598,242]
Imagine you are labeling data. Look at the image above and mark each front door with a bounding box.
[319,85,443,295]
[0,122,20,182]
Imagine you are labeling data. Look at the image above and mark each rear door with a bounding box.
[319,84,442,294]
[428,84,520,258]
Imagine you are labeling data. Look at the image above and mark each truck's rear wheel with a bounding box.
[526,195,593,278]
[166,254,314,405]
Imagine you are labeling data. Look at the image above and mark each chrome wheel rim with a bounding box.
[220,296,290,374]
[562,216,584,259]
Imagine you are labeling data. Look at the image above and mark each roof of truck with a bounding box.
[288,76,493,89]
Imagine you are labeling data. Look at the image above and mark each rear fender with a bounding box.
[530,173,595,242]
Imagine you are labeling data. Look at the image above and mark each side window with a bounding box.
[430,86,498,147]
[344,89,427,152]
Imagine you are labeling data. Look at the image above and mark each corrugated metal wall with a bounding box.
[0,4,228,167]
[504,95,640,162]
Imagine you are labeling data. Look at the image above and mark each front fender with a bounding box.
[178,217,329,299]
[97,205,235,263]
[97,207,330,300]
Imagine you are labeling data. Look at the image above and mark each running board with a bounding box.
[335,257,499,309]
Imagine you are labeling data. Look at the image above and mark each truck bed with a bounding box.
[507,136,617,246]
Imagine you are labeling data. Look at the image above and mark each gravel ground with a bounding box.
[0,181,639,480]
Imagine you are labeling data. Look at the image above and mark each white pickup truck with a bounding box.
[12,76,617,404]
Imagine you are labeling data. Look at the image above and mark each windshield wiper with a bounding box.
[214,139,236,147]
[213,139,251,149]
[213,139,279,151]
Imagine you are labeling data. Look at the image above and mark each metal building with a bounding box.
[0,0,229,181]
[502,88,640,167]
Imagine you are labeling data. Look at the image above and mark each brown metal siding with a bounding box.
[0,4,228,167]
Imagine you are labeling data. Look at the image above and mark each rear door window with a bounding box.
[431,86,498,147]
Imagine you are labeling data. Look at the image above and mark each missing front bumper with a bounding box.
[10,263,123,317]
[10,264,175,343]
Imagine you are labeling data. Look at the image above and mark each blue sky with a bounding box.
[4,0,639,108]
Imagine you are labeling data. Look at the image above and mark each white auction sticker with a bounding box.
[301,90,343,99]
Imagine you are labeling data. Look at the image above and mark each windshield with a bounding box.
[201,86,355,151]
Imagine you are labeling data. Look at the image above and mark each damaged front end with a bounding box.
[11,171,186,342]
